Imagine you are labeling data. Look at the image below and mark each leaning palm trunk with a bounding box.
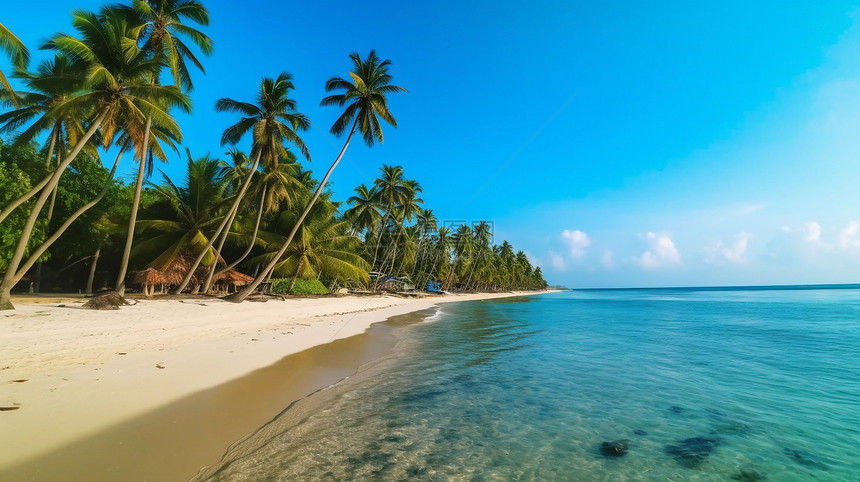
[8,151,123,287]
[226,120,358,303]
[210,185,267,282]
[201,205,239,294]
[0,113,105,310]
[174,150,262,294]
[34,131,59,293]
[115,116,153,295]
[85,246,101,294]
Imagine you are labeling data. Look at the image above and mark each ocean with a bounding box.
[197,286,860,480]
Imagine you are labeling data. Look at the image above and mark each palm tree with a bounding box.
[0,7,189,310]
[124,0,213,91]
[115,0,213,294]
[344,183,381,236]
[226,50,406,302]
[132,152,229,280]
[202,151,305,293]
[385,178,423,276]
[173,72,310,293]
[370,164,409,271]
[0,22,29,106]
[249,197,369,292]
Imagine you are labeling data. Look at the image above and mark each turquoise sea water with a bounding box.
[201,287,860,480]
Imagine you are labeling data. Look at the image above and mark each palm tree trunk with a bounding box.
[0,113,105,310]
[174,149,262,294]
[115,116,153,295]
[85,246,101,294]
[289,258,304,293]
[215,185,266,276]
[201,205,239,294]
[35,169,60,293]
[226,119,359,303]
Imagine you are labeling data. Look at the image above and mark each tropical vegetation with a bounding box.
[0,2,547,310]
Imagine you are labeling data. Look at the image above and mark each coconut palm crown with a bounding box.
[320,50,407,146]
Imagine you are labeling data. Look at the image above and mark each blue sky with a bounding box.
[4,1,860,288]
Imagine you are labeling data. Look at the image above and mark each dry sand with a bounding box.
[0,291,551,474]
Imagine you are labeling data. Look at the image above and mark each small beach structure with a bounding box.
[133,268,165,297]
[213,269,254,293]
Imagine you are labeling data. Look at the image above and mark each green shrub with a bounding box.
[269,278,329,295]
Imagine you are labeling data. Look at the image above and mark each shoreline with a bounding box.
[0,290,557,476]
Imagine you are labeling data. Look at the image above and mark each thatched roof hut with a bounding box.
[133,267,166,297]
[215,269,254,286]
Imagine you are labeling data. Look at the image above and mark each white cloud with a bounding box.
[839,221,860,251]
[548,251,565,271]
[805,222,821,243]
[705,232,753,265]
[560,229,591,258]
[601,250,615,269]
[634,232,681,269]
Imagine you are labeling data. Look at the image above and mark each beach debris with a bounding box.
[116,352,127,355]
[155,363,165,369]
[11,379,28,383]
[633,429,648,436]
[81,291,129,310]
[664,436,722,467]
[731,468,767,481]
[0,406,20,411]
[600,440,629,457]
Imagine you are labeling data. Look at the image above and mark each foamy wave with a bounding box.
[423,307,445,323]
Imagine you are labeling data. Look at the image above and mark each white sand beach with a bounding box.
[0,291,550,472]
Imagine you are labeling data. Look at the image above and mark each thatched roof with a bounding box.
[215,269,254,286]
[158,254,196,286]
[133,267,164,285]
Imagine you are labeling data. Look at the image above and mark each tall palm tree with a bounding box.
[202,151,305,293]
[370,164,409,271]
[174,72,310,293]
[226,50,406,302]
[0,22,29,106]
[0,7,189,310]
[115,0,213,294]
[385,178,423,276]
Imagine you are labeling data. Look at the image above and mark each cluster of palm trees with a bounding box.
[345,165,547,292]
[0,3,545,310]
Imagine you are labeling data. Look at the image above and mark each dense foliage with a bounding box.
[0,2,547,308]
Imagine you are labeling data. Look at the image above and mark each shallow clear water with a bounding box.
[202,287,860,481]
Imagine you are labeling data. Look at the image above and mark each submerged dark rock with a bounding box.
[633,429,648,436]
[783,448,829,470]
[731,468,767,481]
[664,436,722,467]
[600,440,629,457]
